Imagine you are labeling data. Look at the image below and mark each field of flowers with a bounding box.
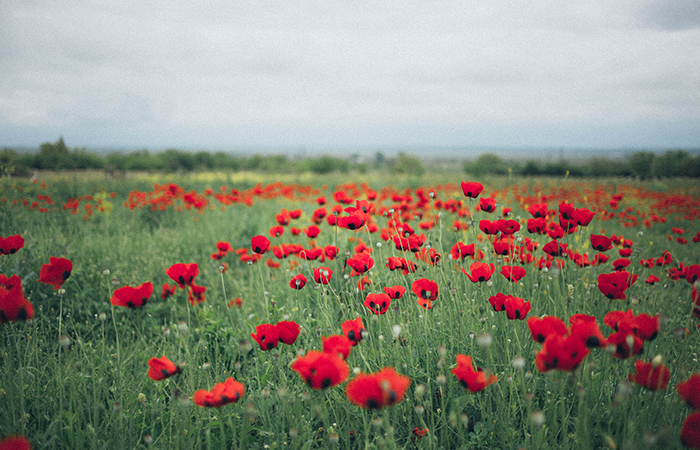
[1,171,700,450]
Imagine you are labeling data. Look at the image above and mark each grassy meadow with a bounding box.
[1,170,700,449]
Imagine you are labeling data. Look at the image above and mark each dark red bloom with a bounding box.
[590,234,613,252]
[216,241,234,253]
[289,273,307,290]
[322,334,353,360]
[166,263,199,289]
[462,262,495,283]
[251,323,279,350]
[612,258,631,271]
[161,283,177,299]
[686,265,700,284]
[345,367,410,409]
[0,235,25,255]
[479,220,500,235]
[597,271,637,300]
[527,203,548,218]
[500,265,526,283]
[194,377,245,408]
[39,257,72,289]
[305,225,321,239]
[111,281,153,308]
[411,278,438,302]
[527,316,568,343]
[147,355,182,381]
[535,334,589,372]
[526,217,547,234]
[276,320,300,345]
[450,242,475,260]
[251,235,271,254]
[186,284,206,306]
[605,330,644,359]
[460,181,483,199]
[385,257,417,275]
[492,239,510,256]
[645,275,660,285]
[0,435,32,450]
[542,240,565,257]
[478,197,496,213]
[628,359,670,391]
[346,253,374,275]
[0,274,34,323]
[269,225,284,238]
[680,412,700,449]
[497,219,521,235]
[313,267,333,285]
[558,202,576,220]
[572,208,595,226]
[324,245,339,260]
[364,293,391,315]
[291,350,349,390]
[383,285,406,299]
[569,314,606,348]
[337,213,366,230]
[678,374,700,409]
[341,317,365,346]
[452,354,497,393]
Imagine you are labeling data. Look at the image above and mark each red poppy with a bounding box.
[450,242,475,260]
[216,241,234,253]
[606,330,644,359]
[558,202,576,220]
[497,219,521,235]
[385,257,418,275]
[289,273,307,290]
[527,316,568,343]
[147,355,182,381]
[364,293,391,315]
[546,223,565,240]
[275,210,291,226]
[535,334,589,372]
[0,274,34,323]
[0,435,32,450]
[341,317,365,346]
[462,262,495,283]
[526,217,547,234]
[569,314,606,348]
[111,281,154,309]
[612,258,631,271]
[527,203,548,218]
[345,367,410,409]
[322,335,353,360]
[228,297,243,307]
[0,235,25,255]
[289,209,302,219]
[347,253,374,275]
[492,239,510,256]
[411,278,438,302]
[500,265,526,283]
[313,267,333,285]
[194,377,245,408]
[597,271,637,300]
[269,225,284,238]
[645,275,660,285]
[678,374,700,409]
[251,323,279,350]
[687,265,700,284]
[39,257,72,289]
[412,427,429,443]
[166,263,199,289]
[619,248,633,257]
[628,359,670,391]
[572,208,595,226]
[542,240,565,257]
[681,412,700,449]
[504,296,531,320]
[383,285,406,299]
[276,320,300,345]
[460,181,483,199]
[291,350,349,390]
[186,284,206,306]
[160,284,176,300]
[337,213,366,230]
[251,235,271,254]
[452,354,498,393]
[477,219,498,235]
[590,234,612,252]
[305,225,321,239]
[478,197,496,213]
[324,245,339,260]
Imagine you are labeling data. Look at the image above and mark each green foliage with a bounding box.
[464,153,508,176]
[390,152,425,176]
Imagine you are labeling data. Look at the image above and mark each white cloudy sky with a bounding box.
[1,0,699,152]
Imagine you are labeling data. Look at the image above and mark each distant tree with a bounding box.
[519,160,541,176]
[37,137,70,170]
[465,153,507,176]
[391,153,425,176]
[653,150,692,178]
[627,152,655,179]
[158,149,194,172]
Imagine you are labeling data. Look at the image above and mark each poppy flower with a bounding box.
[497,219,521,235]
[0,235,25,255]
[275,210,291,226]
[276,320,300,345]
[364,293,391,315]
[313,267,333,285]
[527,203,548,218]
[504,296,531,320]
[251,323,279,350]
[166,263,199,289]
[324,245,339,260]
[546,223,565,240]
[681,412,700,449]
[322,335,353,360]
[572,208,595,226]
[500,265,526,283]
[542,240,565,257]
[450,242,475,260]
[0,435,32,450]
[291,350,349,390]
[111,281,154,309]
[527,316,568,343]
[478,197,496,213]
[186,284,206,306]
[383,285,406,300]
[460,181,483,199]
[194,377,245,408]
[0,274,34,323]
[251,235,271,254]
[411,278,438,303]
[678,374,700,409]
[558,202,576,220]
[161,283,177,299]
[357,275,372,291]
[492,239,510,256]
[569,314,606,348]
[645,275,660,285]
[535,334,589,372]
[619,248,633,257]
[39,257,72,289]
[341,317,365,346]
[346,253,374,275]
[289,273,307,290]
[462,262,495,283]
[147,356,182,381]
[605,330,644,359]
[289,209,302,219]
[687,265,700,284]
[345,367,410,409]
[590,234,612,252]
[628,359,670,391]
[269,225,284,238]
[479,220,500,235]
[451,354,498,393]
[527,218,547,235]
[338,213,365,230]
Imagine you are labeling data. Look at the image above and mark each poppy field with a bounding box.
[1,171,700,449]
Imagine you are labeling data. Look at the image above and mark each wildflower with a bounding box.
[291,350,349,390]
[0,235,25,255]
[313,267,333,285]
[645,275,660,285]
[452,354,497,393]
[628,359,670,391]
[478,197,496,213]
[0,435,32,450]
[460,181,483,198]
[535,334,589,373]
[569,314,607,348]
[500,265,527,283]
[147,356,182,381]
[39,257,72,289]
[345,367,411,409]
[677,374,700,409]
[322,335,353,360]
[450,242,475,260]
[251,235,271,254]
[166,263,199,289]
[186,283,206,306]
[193,377,245,408]
[0,274,34,324]
[161,283,177,299]
[364,293,391,315]
[341,317,365,346]
[276,320,300,345]
[251,324,279,351]
[289,273,307,290]
[411,427,429,443]
[346,253,374,275]
[228,297,243,307]
[269,225,284,238]
[462,262,496,283]
[527,203,548,218]
[497,219,521,235]
[111,282,154,308]
[383,285,406,300]
[681,412,700,449]
[527,316,568,343]
[412,278,438,310]
[479,219,500,235]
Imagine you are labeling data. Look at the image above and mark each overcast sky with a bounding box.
[1,0,699,153]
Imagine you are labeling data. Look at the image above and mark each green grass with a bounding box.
[1,171,699,449]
